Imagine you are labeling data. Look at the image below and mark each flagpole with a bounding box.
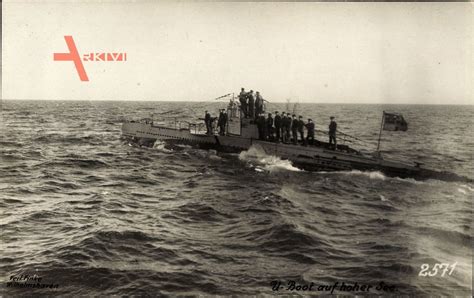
[376,111,385,152]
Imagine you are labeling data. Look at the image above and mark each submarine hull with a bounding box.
[121,121,459,180]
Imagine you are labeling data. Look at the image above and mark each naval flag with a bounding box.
[382,111,408,131]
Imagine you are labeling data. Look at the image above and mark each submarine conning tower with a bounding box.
[225,101,259,139]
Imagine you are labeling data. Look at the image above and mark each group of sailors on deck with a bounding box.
[253,112,337,149]
[204,88,339,149]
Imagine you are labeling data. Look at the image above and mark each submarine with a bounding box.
[121,99,470,182]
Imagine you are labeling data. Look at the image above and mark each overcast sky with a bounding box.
[2,1,472,104]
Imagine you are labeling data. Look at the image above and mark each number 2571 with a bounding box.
[419,263,457,277]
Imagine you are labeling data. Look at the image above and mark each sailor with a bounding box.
[329,116,337,150]
[280,113,287,142]
[248,90,255,119]
[283,113,291,143]
[227,97,235,112]
[217,109,226,135]
[205,110,212,135]
[223,110,228,133]
[274,111,282,142]
[228,98,237,117]
[298,116,306,145]
[223,110,229,131]
[255,92,264,117]
[291,114,299,144]
[256,112,266,140]
[217,110,223,126]
[305,118,315,145]
[238,88,247,118]
[266,113,274,141]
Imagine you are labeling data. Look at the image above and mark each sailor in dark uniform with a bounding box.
[248,90,255,119]
[266,113,274,141]
[223,110,228,133]
[256,113,266,140]
[238,88,247,118]
[280,113,287,142]
[291,114,298,144]
[305,118,315,145]
[205,111,212,135]
[274,111,282,142]
[329,116,337,150]
[217,109,226,135]
[255,92,264,117]
[283,113,291,143]
[298,116,306,145]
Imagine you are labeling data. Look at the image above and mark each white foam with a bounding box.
[239,145,301,173]
[209,154,222,161]
[314,169,387,180]
[152,141,173,153]
[191,148,222,160]
[175,144,193,149]
[341,170,386,180]
[394,177,424,184]
[459,184,474,192]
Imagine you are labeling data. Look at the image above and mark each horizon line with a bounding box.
[1,98,473,106]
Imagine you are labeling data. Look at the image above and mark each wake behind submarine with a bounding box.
[121,94,471,183]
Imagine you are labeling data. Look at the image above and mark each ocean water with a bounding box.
[0,100,472,296]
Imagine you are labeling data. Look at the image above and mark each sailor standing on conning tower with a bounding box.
[255,91,264,117]
[248,90,255,119]
[238,88,247,118]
